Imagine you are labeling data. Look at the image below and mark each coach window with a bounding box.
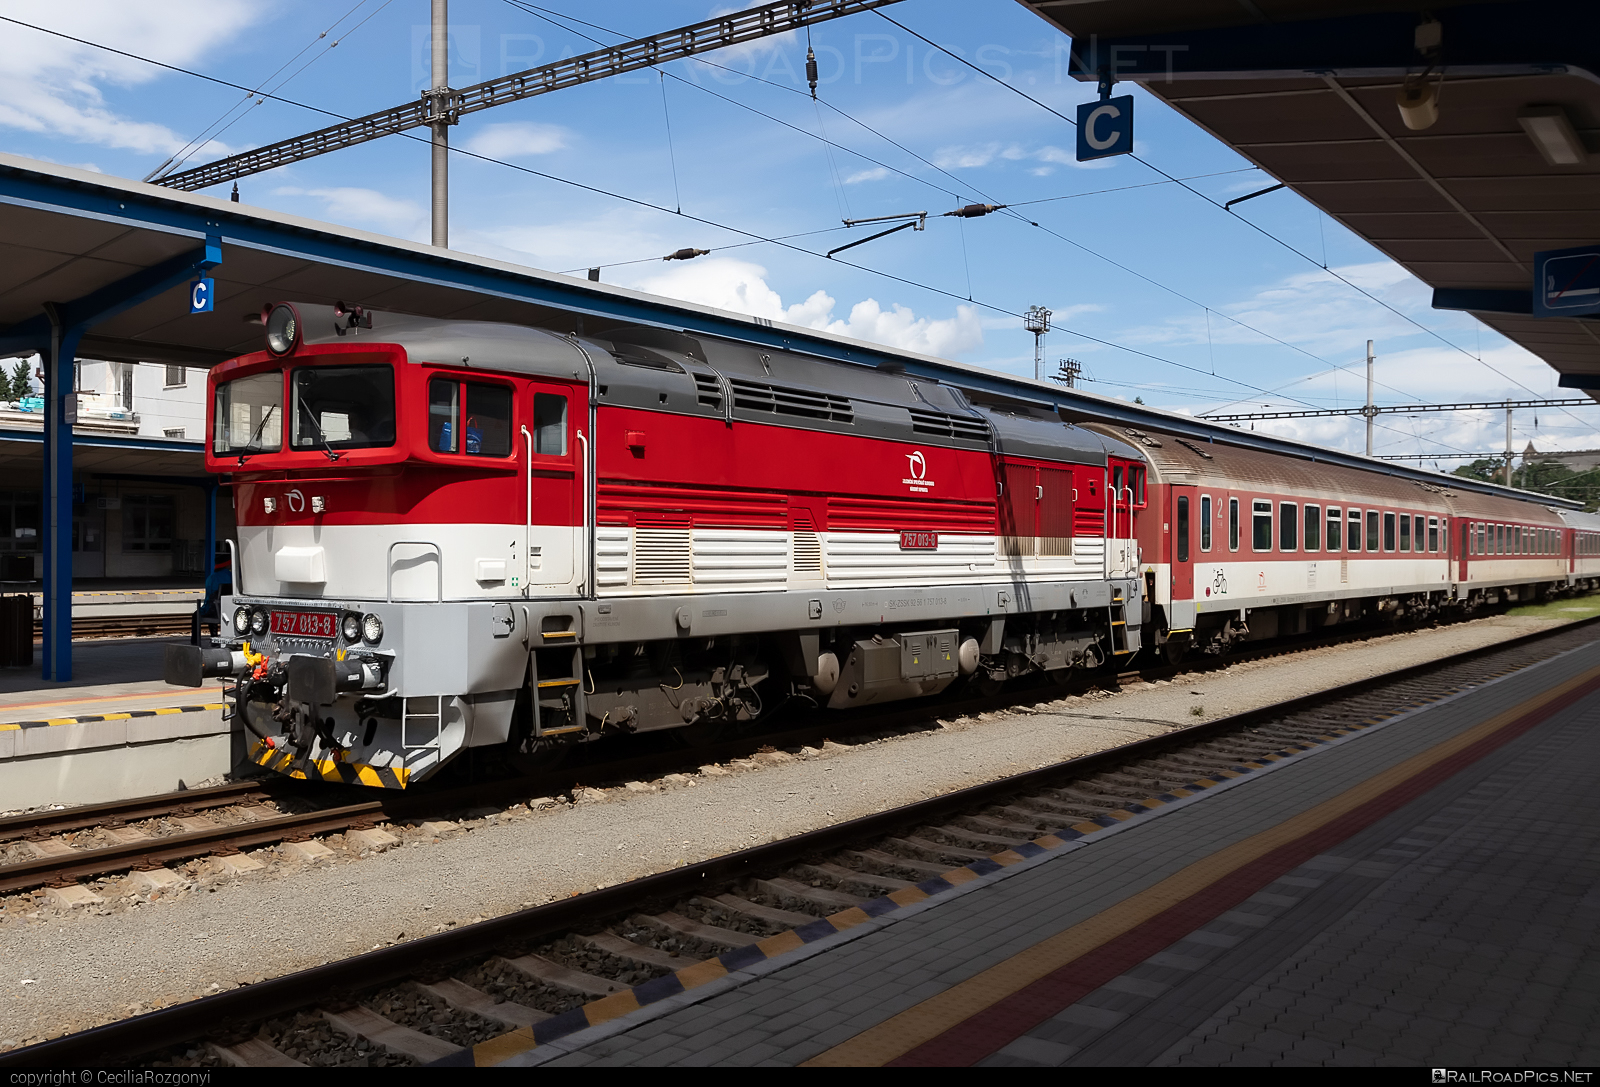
[1305,504,1321,551]
[1279,502,1297,551]
[1382,512,1396,552]
[1348,509,1362,551]
[1367,510,1380,552]
[1326,507,1341,552]
[1399,513,1411,552]
[1200,495,1212,551]
[1176,496,1190,563]
[1252,499,1272,551]
[1229,497,1240,552]
[1429,517,1439,552]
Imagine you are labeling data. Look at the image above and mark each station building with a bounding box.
[0,356,230,582]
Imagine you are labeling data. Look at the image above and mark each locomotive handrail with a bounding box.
[386,540,443,603]
[576,429,591,594]
[521,425,533,598]
[225,538,243,596]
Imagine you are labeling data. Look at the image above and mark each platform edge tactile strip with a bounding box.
[0,704,224,731]
[451,652,1555,1067]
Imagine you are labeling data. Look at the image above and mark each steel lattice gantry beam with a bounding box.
[154,0,903,193]
[1203,398,1595,423]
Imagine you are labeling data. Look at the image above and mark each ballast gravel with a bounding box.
[0,613,1570,1050]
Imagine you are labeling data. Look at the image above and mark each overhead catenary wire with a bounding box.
[507,2,1413,408]
[0,9,1322,405]
[2,10,1506,431]
[872,8,1590,434]
[147,0,396,181]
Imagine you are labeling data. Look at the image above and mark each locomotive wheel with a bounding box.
[677,718,734,747]
[969,671,1005,697]
[510,737,572,776]
[1163,637,1188,666]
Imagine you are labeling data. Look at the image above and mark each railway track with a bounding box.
[0,608,1556,899]
[4,613,1595,1068]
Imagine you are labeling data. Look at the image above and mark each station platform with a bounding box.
[0,637,231,811]
[501,636,1600,1068]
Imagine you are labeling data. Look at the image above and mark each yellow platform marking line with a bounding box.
[803,661,1600,1067]
[0,685,227,713]
[465,701,1448,1065]
[0,704,224,731]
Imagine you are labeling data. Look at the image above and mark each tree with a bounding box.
[7,360,30,402]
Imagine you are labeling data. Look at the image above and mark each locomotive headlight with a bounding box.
[361,613,383,645]
[232,606,250,636]
[341,613,361,643]
[249,607,268,636]
[263,303,301,356]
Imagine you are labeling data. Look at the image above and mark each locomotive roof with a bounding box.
[1102,424,1569,525]
[298,303,1144,468]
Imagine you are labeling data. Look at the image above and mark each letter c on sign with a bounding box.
[1085,104,1122,150]
[191,282,207,308]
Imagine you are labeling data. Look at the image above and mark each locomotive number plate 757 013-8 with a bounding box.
[271,610,337,639]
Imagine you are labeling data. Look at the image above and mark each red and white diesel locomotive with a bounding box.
[166,301,1596,789]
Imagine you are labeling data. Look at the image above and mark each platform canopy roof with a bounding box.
[0,151,1572,505]
[1015,0,1600,393]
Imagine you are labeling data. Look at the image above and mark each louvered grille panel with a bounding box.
[729,377,853,423]
[693,373,723,410]
[909,408,989,442]
[633,524,692,583]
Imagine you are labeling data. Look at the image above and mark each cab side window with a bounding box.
[429,378,512,456]
[533,393,567,455]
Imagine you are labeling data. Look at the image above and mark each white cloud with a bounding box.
[0,2,261,156]
[460,207,672,271]
[627,257,983,357]
[462,122,569,159]
[933,140,1117,173]
[843,166,889,184]
[274,187,428,241]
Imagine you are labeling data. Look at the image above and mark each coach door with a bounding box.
[1457,519,1470,584]
[523,383,580,587]
[1169,485,1196,627]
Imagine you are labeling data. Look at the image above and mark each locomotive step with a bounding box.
[535,678,580,688]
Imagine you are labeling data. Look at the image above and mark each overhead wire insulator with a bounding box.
[663,248,710,261]
[944,203,1004,218]
[806,46,819,100]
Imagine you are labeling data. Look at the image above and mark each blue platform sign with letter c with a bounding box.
[1076,95,1134,161]
[189,278,214,314]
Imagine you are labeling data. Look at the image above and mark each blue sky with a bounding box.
[2,0,1591,462]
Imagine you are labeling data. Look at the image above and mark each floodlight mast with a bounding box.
[1024,305,1051,382]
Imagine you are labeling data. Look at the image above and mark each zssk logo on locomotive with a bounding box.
[902,450,936,494]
